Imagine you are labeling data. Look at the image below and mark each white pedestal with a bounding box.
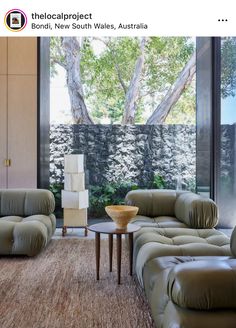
[64,208,87,226]
[64,154,84,173]
[62,190,88,209]
[64,173,85,191]
[62,154,88,237]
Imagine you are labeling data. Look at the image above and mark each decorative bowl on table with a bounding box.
[105,205,139,229]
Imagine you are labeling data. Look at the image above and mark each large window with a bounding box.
[218,37,236,227]
[50,37,195,125]
[196,38,213,198]
[49,37,196,219]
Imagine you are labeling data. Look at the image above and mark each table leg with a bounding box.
[117,234,122,284]
[129,233,134,276]
[109,234,113,272]
[95,232,100,280]
[62,226,67,237]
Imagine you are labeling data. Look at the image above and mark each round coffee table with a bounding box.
[88,222,141,284]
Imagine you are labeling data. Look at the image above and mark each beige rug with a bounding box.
[0,239,155,328]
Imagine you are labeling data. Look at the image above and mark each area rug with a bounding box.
[0,239,155,328]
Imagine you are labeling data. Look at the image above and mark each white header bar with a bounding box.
[0,0,235,36]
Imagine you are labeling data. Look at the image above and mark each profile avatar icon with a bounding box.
[5,9,27,31]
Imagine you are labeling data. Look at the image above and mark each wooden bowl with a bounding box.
[105,205,139,229]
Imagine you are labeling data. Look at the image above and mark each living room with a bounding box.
[1,2,236,328]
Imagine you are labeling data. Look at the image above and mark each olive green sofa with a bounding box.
[143,228,236,328]
[134,227,231,286]
[125,189,234,327]
[125,189,218,229]
[0,189,56,256]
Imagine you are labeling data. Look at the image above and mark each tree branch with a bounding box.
[146,51,196,124]
[114,63,127,93]
[51,57,67,70]
[62,37,94,124]
[92,37,128,94]
[122,37,148,124]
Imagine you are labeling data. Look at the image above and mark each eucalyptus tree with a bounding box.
[51,36,195,124]
[51,37,93,124]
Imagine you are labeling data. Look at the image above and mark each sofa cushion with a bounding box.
[126,189,180,217]
[0,214,56,256]
[230,225,236,256]
[0,189,55,217]
[134,227,231,286]
[0,216,22,222]
[175,192,218,228]
[131,215,156,227]
[143,256,236,328]
[163,301,236,328]
[153,216,187,228]
[22,214,55,238]
[131,215,187,228]
[168,259,236,310]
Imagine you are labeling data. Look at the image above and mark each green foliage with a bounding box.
[50,37,65,77]
[145,37,194,91]
[50,36,196,124]
[85,37,195,124]
[89,181,139,217]
[165,81,196,124]
[221,37,236,98]
[152,174,166,189]
[82,37,142,123]
[49,182,63,218]
[185,177,196,192]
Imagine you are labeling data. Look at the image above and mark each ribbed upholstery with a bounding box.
[0,189,56,256]
[230,225,236,256]
[131,215,188,228]
[127,190,235,327]
[175,192,218,228]
[125,189,178,217]
[0,189,55,216]
[143,256,236,328]
[125,189,218,229]
[134,227,230,286]
[168,259,236,309]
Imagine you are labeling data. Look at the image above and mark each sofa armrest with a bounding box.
[174,192,218,228]
[125,189,178,217]
[0,189,55,216]
[168,259,236,310]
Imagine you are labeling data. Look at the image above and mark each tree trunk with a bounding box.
[146,51,196,124]
[62,37,93,124]
[122,38,147,124]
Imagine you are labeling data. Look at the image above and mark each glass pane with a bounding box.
[50,37,196,221]
[196,37,212,198]
[219,37,236,227]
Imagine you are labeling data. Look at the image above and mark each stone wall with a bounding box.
[50,124,196,190]
[50,124,73,183]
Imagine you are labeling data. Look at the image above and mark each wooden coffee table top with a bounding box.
[88,222,141,235]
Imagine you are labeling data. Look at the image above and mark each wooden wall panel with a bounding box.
[0,75,8,188]
[8,37,37,75]
[0,38,7,75]
[0,37,38,189]
[7,75,37,188]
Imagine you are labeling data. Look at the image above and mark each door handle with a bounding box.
[4,159,11,167]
